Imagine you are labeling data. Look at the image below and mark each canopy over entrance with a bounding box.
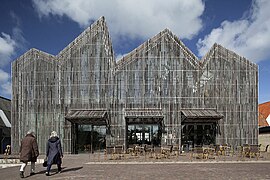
[125,108,163,124]
[65,109,109,126]
[65,109,108,154]
[181,109,223,147]
[125,108,163,147]
[181,109,223,123]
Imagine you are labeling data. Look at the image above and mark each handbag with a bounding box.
[43,157,48,167]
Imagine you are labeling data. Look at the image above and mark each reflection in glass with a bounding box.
[127,124,161,147]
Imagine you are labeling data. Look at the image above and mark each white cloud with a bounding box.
[0,12,26,98]
[32,0,204,40]
[0,69,9,82]
[0,32,16,66]
[0,12,26,67]
[197,0,270,63]
[1,81,12,96]
[0,69,11,96]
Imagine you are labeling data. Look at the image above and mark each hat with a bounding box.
[27,130,35,136]
[50,131,58,138]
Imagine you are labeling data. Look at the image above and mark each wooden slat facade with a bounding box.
[11,17,258,154]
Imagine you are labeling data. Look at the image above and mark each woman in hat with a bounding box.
[45,131,63,176]
[19,130,39,178]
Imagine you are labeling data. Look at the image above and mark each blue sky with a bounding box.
[0,0,269,104]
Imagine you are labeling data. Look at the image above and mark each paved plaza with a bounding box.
[1,153,270,180]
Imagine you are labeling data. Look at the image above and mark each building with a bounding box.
[258,101,270,127]
[258,101,270,150]
[11,17,258,154]
[0,96,11,154]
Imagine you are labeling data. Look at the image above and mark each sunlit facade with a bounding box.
[11,17,258,154]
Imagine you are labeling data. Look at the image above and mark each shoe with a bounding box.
[45,172,50,176]
[30,172,35,176]
[57,168,62,173]
[20,171,24,178]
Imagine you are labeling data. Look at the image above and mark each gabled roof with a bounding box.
[199,43,218,67]
[115,27,257,72]
[13,16,112,67]
[0,96,11,129]
[0,96,10,111]
[56,16,113,64]
[115,28,200,71]
[12,48,55,66]
[259,101,270,127]
[200,43,257,70]
[0,110,11,128]
[12,16,257,75]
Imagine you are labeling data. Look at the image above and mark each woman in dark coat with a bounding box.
[19,130,39,178]
[45,131,63,176]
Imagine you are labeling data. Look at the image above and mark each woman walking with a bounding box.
[19,130,39,178]
[45,131,63,176]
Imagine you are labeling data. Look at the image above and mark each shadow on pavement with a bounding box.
[61,166,83,173]
[26,166,83,177]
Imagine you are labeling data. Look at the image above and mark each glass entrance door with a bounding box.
[181,123,216,147]
[127,124,161,147]
[77,125,106,153]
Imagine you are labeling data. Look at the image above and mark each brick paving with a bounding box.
[1,153,270,180]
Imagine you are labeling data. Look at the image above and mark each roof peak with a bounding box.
[57,16,109,59]
[13,47,54,63]
[116,27,200,69]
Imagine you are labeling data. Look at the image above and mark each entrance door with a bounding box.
[127,124,161,147]
[76,125,106,153]
[181,123,216,147]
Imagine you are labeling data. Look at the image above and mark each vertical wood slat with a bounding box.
[11,17,258,154]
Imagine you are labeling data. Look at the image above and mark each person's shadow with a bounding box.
[31,166,83,177]
[60,166,83,173]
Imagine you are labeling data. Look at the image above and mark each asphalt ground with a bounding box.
[1,153,270,180]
